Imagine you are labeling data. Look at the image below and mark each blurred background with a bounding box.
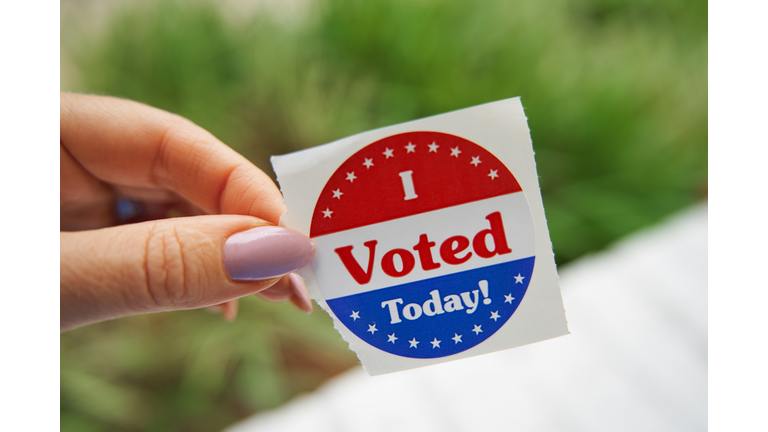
[60,0,707,430]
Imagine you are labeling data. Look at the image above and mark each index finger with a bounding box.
[60,93,285,224]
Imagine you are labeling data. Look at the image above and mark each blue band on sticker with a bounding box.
[327,256,535,359]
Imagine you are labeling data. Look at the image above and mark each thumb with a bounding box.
[60,215,316,332]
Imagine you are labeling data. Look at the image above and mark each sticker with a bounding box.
[311,131,536,359]
[273,98,568,375]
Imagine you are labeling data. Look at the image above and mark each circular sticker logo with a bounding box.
[310,131,536,359]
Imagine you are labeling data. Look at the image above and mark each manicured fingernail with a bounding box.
[288,273,313,314]
[223,226,316,281]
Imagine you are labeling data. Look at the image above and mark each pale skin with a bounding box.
[60,93,311,332]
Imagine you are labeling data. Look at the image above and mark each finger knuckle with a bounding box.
[144,222,214,309]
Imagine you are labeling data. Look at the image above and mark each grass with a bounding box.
[61,0,707,430]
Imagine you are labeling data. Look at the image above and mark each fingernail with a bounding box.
[288,273,313,314]
[223,226,316,281]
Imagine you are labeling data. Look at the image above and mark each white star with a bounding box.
[470,156,482,167]
[488,169,499,180]
[490,311,500,322]
[514,273,525,284]
[322,208,333,218]
[332,189,343,199]
[350,311,360,321]
[346,172,357,182]
[428,142,439,152]
[405,142,416,153]
[387,333,398,344]
[504,294,515,304]
[409,338,419,348]
[452,333,463,344]
[363,158,374,169]
[367,324,378,334]
[383,148,394,159]
[431,338,441,348]
[450,146,462,157]
[472,324,483,335]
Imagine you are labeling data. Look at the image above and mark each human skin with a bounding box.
[60,93,315,332]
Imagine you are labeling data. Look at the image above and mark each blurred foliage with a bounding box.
[61,0,706,430]
[61,297,356,432]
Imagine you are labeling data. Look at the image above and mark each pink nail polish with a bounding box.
[223,226,316,281]
[288,273,313,314]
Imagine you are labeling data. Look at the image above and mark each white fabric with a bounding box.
[227,203,707,432]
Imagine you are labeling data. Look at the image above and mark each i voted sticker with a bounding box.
[309,131,536,359]
[273,98,569,375]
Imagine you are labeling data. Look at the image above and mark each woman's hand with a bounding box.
[60,93,315,332]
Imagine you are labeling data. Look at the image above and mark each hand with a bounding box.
[60,93,315,332]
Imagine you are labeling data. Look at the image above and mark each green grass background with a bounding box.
[61,0,706,430]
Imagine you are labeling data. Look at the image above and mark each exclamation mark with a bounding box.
[479,280,492,305]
